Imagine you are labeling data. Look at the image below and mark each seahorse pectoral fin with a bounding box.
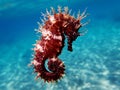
[68,44,73,51]
[67,38,73,51]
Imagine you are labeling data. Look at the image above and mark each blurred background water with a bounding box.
[0,0,120,90]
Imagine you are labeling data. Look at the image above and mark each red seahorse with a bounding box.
[30,6,88,82]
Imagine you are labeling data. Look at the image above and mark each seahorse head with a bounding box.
[58,8,88,51]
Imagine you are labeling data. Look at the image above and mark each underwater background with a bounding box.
[0,0,120,90]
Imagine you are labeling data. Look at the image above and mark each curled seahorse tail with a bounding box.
[47,57,65,82]
[32,54,65,82]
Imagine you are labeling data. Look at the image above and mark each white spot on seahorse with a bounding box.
[51,57,57,61]
[53,35,62,41]
[32,60,41,66]
[41,28,52,40]
[34,44,44,52]
[49,15,56,24]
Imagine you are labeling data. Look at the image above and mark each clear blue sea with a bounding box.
[0,0,120,90]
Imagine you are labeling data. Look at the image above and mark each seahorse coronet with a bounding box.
[30,6,88,83]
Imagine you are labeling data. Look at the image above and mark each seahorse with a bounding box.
[30,6,88,83]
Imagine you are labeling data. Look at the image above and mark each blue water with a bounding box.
[0,0,120,90]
